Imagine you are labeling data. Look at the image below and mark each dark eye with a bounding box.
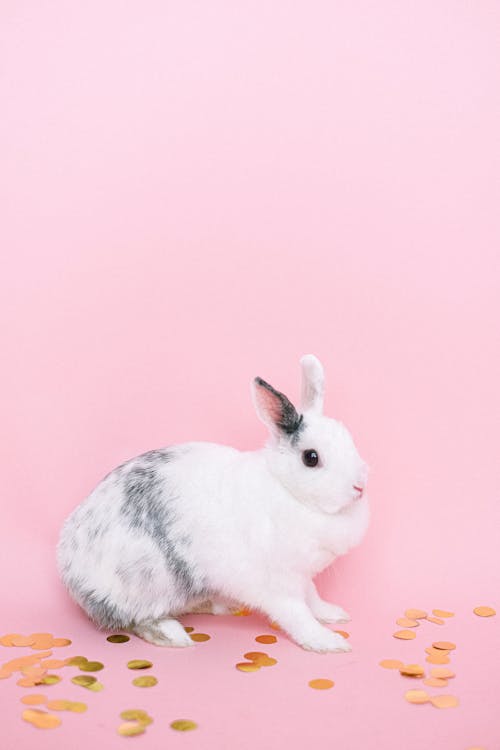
[302,449,319,467]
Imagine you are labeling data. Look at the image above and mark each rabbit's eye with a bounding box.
[302,449,319,467]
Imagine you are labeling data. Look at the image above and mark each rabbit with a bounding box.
[57,354,369,653]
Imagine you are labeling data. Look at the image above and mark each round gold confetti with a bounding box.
[68,702,87,713]
[236,662,261,672]
[118,721,145,736]
[393,630,416,640]
[430,694,459,709]
[430,667,455,679]
[426,654,450,665]
[396,618,419,628]
[132,676,158,687]
[183,626,194,633]
[473,606,496,617]
[308,678,334,690]
[399,664,425,677]
[41,675,61,685]
[79,661,104,672]
[40,659,66,669]
[120,710,153,726]
[21,694,47,705]
[423,677,448,687]
[432,641,456,651]
[405,609,427,619]
[255,635,277,644]
[379,659,404,670]
[22,709,62,729]
[334,630,350,639]
[46,700,72,711]
[0,633,21,646]
[127,660,153,670]
[243,652,277,667]
[65,656,88,667]
[30,635,56,650]
[71,675,97,687]
[52,638,72,647]
[405,689,429,704]
[170,719,198,731]
[107,634,130,643]
[426,616,445,625]
[10,635,36,647]
[190,633,211,642]
[432,609,454,618]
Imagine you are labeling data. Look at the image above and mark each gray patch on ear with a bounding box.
[254,377,305,440]
[120,455,204,599]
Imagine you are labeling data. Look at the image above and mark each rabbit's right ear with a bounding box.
[300,354,324,414]
[251,377,303,438]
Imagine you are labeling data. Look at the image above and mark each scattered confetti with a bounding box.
[473,606,496,617]
[183,627,194,633]
[170,720,198,731]
[79,661,104,672]
[432,609,454,618]
[20,694,47,705]
[423,677,448,687]
[404,689,429,704]
[426,616,445,625]
[430,694,459,709]
[190,633,211,642]
[430,667,455,679]
[432,641,456,651]
[71,675,104,691]
[41,675,62,685]
[396,618,419,628]
[127,660,152,670]
[405,609,427,620]
[132,676,158,687]
[10,635,36,647]
[393,630,416,640]
[46,700,87,712]
[243,652,277,667]
[308,679,334,690]
[120,710,153,726]
[118,721,145,736]
[399,664,425,678]
[255,635,277,644]
[22,709,62,729]
[236,662,260,672]
[107,634,130,643]
[379,659,404,670]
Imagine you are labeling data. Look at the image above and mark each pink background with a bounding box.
[1,1,499,748]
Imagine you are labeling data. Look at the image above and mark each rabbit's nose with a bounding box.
[352,484,364,497]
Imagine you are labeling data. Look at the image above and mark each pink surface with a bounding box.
[0,1,499,748]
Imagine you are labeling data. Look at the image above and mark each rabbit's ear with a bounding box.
[252,377,303,437]
[300,354,325,414]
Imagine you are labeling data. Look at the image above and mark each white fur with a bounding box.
[57,354,369,652]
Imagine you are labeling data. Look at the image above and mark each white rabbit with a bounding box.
[57,355,369,653]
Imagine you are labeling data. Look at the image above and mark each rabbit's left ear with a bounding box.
[252,377,303,437]
[300,354,325,414]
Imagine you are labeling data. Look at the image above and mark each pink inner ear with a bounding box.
[256,385,282,425]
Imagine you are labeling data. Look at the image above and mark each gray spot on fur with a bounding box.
[120,453,204,599]
[66,576,133,630]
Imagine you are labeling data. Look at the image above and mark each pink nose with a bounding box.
[353,484,364,496]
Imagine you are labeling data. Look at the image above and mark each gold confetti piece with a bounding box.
[423,677,448,687]
[270,621,281,630]
[334,630,350,639]
[22,667,47,678]
[170,720,198,731]
[10,635,36,647]
[41,675,61,685]
[132,676,158,687]
[236,662,261,672]
[79,661,104,672]
[399,664,425,677]
[430,667,455,679]
[40,659,66,669]
[432,609,454,618]
[405,609,427,619]
[183,627,194,633]
[425,646,450,656]
[405,689,429,704]
[396,618,419,628]
[107,634,130,643]
[120,710,153,725]
[309,678,334,690]
[117,721,145,736]
[46,700,72,711]
[426,654,450,665]
[68,702,87,713]
[0,633,21,646]
[86,681,104,692]
[379,659,404,670]
[127,660,152,670]
[71,675,97,687]
[21,694,47,705]
[426,616,445,625]
[255,635,277,644]
[65,656,88,667]
[243,652,277,667]
[0,668,12,679]
[22,709,62,729]
[30,635,55,651]
[393,630,416,640]
[52,638,72,648]
[190,633,211,642]
[17,677,40,687]
[473,606,496,617]
[430,694,459,709]
[432,641,456,651]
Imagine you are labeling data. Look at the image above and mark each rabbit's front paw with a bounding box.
[299,629,352,654]
[312,603,351,624]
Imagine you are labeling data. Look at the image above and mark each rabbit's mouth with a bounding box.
[352,485,364,499]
